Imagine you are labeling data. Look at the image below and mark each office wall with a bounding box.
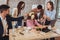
[0,0,7,5]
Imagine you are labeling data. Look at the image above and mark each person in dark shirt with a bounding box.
[0,4,25,40]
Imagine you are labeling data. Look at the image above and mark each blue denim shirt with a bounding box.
[45,10,56,20]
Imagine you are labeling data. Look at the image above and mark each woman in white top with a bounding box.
[12,1,25,28]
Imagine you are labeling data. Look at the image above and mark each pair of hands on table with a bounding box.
[38,25,47,29]
[39,25,56,30]
[51,27,56,30]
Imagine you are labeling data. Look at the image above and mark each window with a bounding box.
[0,0,7,5]
[57,0,60,18]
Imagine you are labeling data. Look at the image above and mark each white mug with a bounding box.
[48,25,52,29]
[18,26,21,28]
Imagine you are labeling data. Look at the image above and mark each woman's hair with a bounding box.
[27,14,35,20]
[17,1,25,16]
[47,1,54,11]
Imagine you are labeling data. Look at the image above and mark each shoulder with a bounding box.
[13,8,18,11]
[44,10,49,14]
[12,8,18,14]
[53,10,56,13]
[45,10,49,12]
[12,8,18,13]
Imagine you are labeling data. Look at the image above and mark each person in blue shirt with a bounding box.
[45,1,56,27]
[14,1,26,27]
[44,1,56,40]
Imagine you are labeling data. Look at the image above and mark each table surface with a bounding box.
[9,27,60,40]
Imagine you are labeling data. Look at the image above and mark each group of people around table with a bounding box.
[0,1,56,40]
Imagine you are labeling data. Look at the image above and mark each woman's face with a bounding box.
[21,3,25,10]
[47,3,52,10]
[31,15,35,20]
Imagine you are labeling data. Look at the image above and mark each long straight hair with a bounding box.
[17,1,25,16]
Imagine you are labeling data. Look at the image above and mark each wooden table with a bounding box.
[9,27,60,40]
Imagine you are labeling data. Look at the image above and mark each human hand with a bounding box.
[2,34,5,37]
[47,17,51,21]
[52,27,56,30]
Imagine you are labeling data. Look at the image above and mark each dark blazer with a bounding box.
[0,14,19,37]
[0,14,24,40]
[0,18,4,37]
